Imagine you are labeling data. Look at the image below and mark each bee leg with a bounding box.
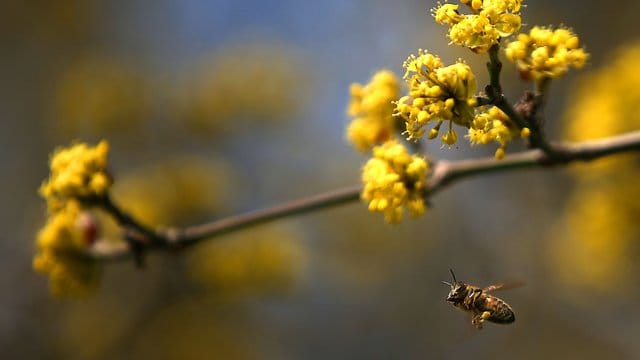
[472,311,491,329]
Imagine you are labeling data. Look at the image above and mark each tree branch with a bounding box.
[88,130,640,262]
[171,185,361,246]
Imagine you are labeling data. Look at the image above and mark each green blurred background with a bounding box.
[2,0,640,358]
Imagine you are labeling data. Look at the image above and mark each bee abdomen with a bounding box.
[485,297,515,324]
[489,306,515,323]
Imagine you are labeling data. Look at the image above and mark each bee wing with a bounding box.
[483,281,524,292]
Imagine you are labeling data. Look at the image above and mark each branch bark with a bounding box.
[89,130,640,261]
[485,45,559,159]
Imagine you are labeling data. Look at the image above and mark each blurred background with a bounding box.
[2,0,640,358]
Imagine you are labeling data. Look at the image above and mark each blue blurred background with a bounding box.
[2,0,640,358]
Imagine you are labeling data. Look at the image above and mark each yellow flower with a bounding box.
[467,106,529,159]
[505,26,588,81]
[433,3,463,25]
[33,200,102,297]
[346,70,402,152]
[40,140,111,211]
[361,140,428,223]
[394,50,476,143]
[433,0,523,53]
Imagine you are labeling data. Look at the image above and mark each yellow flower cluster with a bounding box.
[468,106,530,159]
[394,50,476,143]
[36,140,111,297]
[33,200,102,297]
[346,70,402,152]
[361,140,428,223]
[433,0,523,53]
[505,26,588,81]
[40,140,111,211]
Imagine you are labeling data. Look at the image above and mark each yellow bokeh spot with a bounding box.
[187,225,308,297]
[114,155,235,227]
[548,43,640,295]
[563,43,640,174]
[52,56,151,138]
[172,42,311,134]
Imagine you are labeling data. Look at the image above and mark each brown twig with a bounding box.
[485,45,560,159]
[88,130,640,262]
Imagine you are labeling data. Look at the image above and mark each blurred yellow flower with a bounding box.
[131,298,259,360]
[548,42,640,294]
[563,43,640,173]
[564,44,640,142]
[33,200,102,297]
[173,42,311,134]
[52,56,151,137]
[548,178,637,293]
[187,225,308,296]
[346,70,402,152]
[40,140,111,212]
[114,155,236,227]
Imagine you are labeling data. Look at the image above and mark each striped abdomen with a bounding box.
[483,295,515,324]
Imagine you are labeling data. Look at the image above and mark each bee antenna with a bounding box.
[449,269,457,284]
[441,281,452,286]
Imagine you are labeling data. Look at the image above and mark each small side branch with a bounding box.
[485,45,559,159]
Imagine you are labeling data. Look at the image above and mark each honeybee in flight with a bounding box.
[442,269,520,329]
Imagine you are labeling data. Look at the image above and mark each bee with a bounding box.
[442,269,519,329]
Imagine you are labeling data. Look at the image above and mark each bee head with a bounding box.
[442,269,467,303]
[444,282,468,302]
